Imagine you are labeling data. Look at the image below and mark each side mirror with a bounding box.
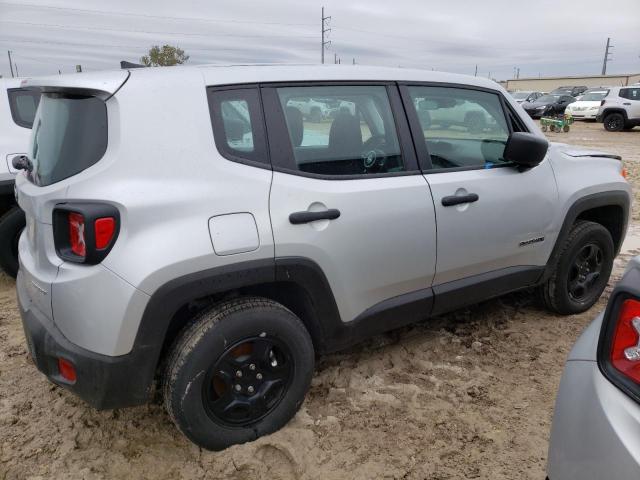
[504,132,548,169]
[12,155,33,172]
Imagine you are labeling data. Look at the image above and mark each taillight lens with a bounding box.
[68,212,86,257]
[610,299,640,383]
[94,217,116,249]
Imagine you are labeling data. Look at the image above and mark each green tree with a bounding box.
[140,45,190,67]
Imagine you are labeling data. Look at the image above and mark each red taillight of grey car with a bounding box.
[599,268,640,402]
[53,203,120,264]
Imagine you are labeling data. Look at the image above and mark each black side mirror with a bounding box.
[12,155,33,172]
[504,132,548,169]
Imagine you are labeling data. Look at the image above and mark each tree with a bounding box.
[140,45,190,67]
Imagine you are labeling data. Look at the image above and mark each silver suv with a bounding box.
[15,66,631,450]
[597,85,640,131]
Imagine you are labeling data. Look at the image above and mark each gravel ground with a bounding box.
[0,121,638,480]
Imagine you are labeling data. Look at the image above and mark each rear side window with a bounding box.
[620,88,640,100]
[7,88,41,128]
[207,87,269,168]
[29,94,107,186]
[276,85,404,176]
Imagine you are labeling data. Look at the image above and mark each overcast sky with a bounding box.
[0,0,638,80]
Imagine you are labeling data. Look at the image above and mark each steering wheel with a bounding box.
[361,135,389,173]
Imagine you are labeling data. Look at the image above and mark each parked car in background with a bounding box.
[597,85,640,131]
[522,94,576,118]
[547,256,640,480]
[509,91,544,103]
[15,65,629,451]
[551,85,588,97]
[414,96,495,133]
[566,90,609,120]
[0,78,39,277]
[286,97,330,122]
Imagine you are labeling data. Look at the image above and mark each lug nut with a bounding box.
[249,364,256,371]
[247,386,254,394]
[236,370,242,378]
[235,384,242,392]
[256,373,263,381]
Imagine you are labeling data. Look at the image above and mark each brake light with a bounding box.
[94,217,116,249]
[68,212,86,257]
[53,203,120,264]
[610,299,640,383]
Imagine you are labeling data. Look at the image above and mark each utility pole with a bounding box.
[76,64,82,73]
[7,50,14,78]
[352,58,355,65]
[601,37,613,75]
[516,67,520,79]
[14,63,18,77]
[474,65,478,76]
[321,7,331,64]
[334,53,337,64]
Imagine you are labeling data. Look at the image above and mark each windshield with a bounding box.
[580,92,608,101]
[511,92,531,99]
[537,95,559,103]
[29,94,107,186]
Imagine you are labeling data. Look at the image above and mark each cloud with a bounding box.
[0,0,638,79]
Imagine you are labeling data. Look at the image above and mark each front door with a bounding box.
[265,83,437,323]
[402,85,558,291]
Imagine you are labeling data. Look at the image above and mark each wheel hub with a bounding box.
[568,243,603,301]
[203,336,292,427]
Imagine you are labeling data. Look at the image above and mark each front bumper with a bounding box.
[547,360,640,479]
[17,270,156,409]
[568,110,598,120]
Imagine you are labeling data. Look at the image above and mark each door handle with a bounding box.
[441,193,479,207]
[289,209,341,224]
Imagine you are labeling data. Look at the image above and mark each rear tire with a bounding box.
[0,206,26,278]
[539,221,614,315]
[163,297,314,450]
[604,113,625,132]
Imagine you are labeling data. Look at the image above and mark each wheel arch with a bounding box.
[601,108,629,122]
[542,191,630,281]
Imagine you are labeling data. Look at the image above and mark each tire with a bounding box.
[539,220,614,315]
[163,297,314,450]
[541,125,548,132]
[563,125,570,132]
[604,113,625,132]
[0,206,26,278]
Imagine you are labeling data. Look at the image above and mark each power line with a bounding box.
[0,1,315,28]
[321,6,331,64]
[0,20,316,39]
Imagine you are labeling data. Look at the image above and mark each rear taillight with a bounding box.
[610,299,640,383]
[53,203,120,264]
[599,265,640,404]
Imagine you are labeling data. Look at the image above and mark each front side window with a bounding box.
[408,86,511,170]
[29,94,107,186]
[7,88,41,128]
[208,87,268,167]
[276,85,404,176]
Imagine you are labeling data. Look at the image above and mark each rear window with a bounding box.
[7,88,41,128]
[29,94,107,186]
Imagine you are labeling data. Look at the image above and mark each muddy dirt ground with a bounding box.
[1,122,639,480]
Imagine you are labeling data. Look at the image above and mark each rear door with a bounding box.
[401,84,558,311]
[265,83,437,323]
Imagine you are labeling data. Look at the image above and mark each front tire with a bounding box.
[539,221,614,315]
[0,206,26,278]
[163,297,314,450]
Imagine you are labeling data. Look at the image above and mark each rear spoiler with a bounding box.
[21,70,130,101]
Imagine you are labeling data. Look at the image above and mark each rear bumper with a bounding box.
[17,270,156,409]
[547,360,640,479]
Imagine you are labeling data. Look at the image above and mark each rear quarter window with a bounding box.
[7,88,41,128]
[29,94,107,186]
